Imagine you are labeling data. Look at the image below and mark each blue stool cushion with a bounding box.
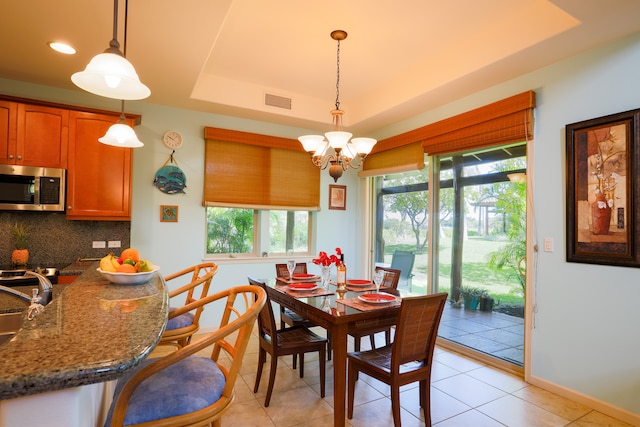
[166,307,195,330]
[104,356,226,426]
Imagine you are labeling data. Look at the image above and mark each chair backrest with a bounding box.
[108,285,266,426]
[389,250,415,288]
[275,262,307,278]
[164,262,218,323]
[391,293,447,369]
[247,277,279,343]
[375,266,401,289]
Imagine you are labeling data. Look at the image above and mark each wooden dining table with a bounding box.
[265,278,401,427]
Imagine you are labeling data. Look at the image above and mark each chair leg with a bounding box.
[319,347,326,398]
[369,333,376,349]
[385,328,391,346]
[299,353,305,378]
[391,386,402,427]
[354,334,361,352]
[292,354,297,369]
[264,353,279,407]
[254,348,266,393]
[420,379,431,426]
[327,331,332,360]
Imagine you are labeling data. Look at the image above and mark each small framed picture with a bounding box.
[160,205,178,222]
[329,185,347,210]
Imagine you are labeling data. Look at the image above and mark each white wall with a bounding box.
[373,33,640,420]
[1,30,639,420]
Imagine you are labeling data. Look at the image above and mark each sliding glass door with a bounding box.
[373,142,527,368]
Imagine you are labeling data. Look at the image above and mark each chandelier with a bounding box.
[298,30,377,182]
[71,0,150,100]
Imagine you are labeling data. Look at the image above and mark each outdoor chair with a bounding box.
[160,262,218,348]
[390,250,415,291]
[347,292,448,427]
[248,276,327,407]
[105,285,266,427]
[349,266,401,351]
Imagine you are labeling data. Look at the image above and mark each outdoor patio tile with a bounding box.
[475,329,524,347]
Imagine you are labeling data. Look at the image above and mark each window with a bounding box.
[206,207,311,257]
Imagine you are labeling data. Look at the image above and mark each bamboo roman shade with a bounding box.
[358,142,425,177]
[361,91,535,176]
[203,127,320,210]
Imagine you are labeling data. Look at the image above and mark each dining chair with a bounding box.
[275,262,332,361]
[160,262,218,348]
[390,250,415,291]
[349,266,402,352]
[248,276,327,407]
[105,285,266,427]
[347,292,448,427]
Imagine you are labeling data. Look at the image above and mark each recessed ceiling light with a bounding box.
[48,42,76,55]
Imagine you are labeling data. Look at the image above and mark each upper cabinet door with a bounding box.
[0,101,18,164]
[66,111,133,220]
[15,104,69,168]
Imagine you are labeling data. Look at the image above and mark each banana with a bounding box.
[100,253,117,272]
[111,254,121,270]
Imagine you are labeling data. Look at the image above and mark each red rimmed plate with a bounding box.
[357,293,397,304]
[288,283,318,291]
[292,273,318,280]
[347,279,372,286]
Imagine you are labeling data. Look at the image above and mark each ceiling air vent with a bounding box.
[265,93,292,110]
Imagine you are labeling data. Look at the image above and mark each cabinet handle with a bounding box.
[67,206,72,210]
[16,155,22,160]
[8,154,13,159]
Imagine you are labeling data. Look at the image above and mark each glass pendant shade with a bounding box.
[99,121,143,148]
[350,137,376,155]
[325,131,352,150]
[298,134,326,153]
[72,52,150,100]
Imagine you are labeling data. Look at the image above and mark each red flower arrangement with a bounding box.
[312,247,342,266]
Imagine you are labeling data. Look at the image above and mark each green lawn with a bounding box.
[385,237,524,307]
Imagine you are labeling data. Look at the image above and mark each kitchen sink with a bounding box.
[0,312,23,345]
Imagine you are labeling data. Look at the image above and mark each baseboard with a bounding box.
[528,375,640,426]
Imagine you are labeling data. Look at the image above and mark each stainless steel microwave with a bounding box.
[0,165,65,211]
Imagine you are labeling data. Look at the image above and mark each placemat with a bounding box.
[275,284,334,298]
[338,296,400,312]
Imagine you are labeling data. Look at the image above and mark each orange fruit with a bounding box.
[120,248,140,263]
[116,263,137,273]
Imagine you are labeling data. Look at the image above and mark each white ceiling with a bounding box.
[3,0,640,135]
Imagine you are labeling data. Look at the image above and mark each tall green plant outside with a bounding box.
[206,208,254,254]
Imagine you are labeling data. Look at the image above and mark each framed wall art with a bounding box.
[160,205,179,222]
[329,185,346,210]
[565,108,640,267]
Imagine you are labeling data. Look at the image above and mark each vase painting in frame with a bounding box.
[565,108,640,267]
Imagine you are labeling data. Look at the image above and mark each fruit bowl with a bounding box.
[97,266,160,285]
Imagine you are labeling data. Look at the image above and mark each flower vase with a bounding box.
[591,194,611,235]
[320,266,331,289]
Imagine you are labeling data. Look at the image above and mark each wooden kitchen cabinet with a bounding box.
[66,111,133,220]
[0,101,69,168]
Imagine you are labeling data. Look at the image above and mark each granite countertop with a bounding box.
[0,265,169,400]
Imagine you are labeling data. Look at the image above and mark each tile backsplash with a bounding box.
[0,212,130,267]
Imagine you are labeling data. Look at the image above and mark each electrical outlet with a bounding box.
[92,241,106,249]
[108,240,121,248]
[543,238,554,252]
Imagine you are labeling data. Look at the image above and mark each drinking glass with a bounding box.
[373,270,385,293]
[286,250,295,279]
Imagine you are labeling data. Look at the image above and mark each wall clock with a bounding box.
[162,130,183,150]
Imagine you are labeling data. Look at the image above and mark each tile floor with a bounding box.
[173,323,631,427]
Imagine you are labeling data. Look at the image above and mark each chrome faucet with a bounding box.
[0,271,53,306]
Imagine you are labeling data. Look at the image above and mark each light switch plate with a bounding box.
[108,241,121,248]
[92,241,106,249]
[543,238,553,252]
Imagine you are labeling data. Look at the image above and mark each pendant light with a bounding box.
[71,0,150,100]
[98,0,143,148]
[298,30,377,182]
[98,100,143,147]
